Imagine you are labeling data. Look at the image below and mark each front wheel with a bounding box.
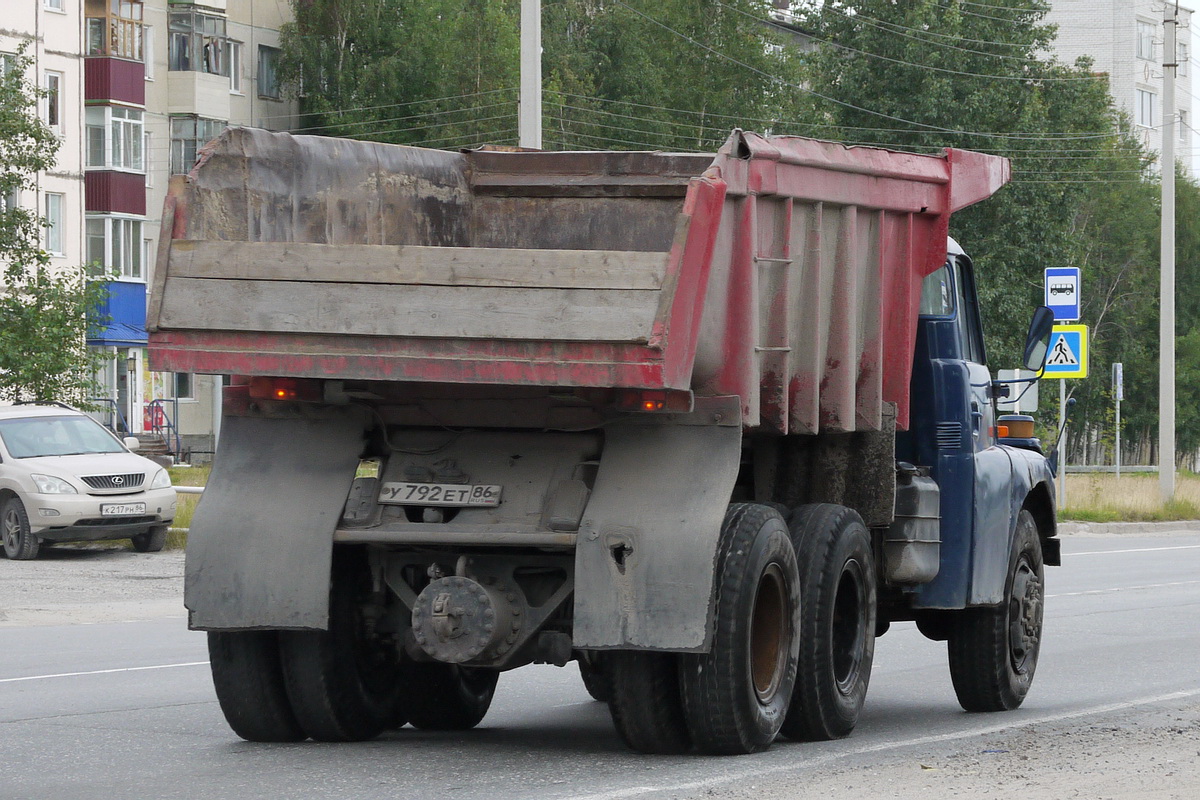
[948,508,1044,712]
[679,503,800,755]
[131,525,168,553]
[2,497,40,560]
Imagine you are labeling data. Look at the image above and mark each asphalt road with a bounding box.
[1,531,1198,800]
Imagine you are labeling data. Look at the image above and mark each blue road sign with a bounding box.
[1045,267,1081,321]
[1044,324,1088,379]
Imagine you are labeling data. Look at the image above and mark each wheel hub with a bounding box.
[1008,560,1042,674]
[832,559,867,694]
[750,563,790,703]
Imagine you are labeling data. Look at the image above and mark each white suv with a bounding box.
[0,404,177,560]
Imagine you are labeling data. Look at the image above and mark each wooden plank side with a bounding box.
[168,240,668,290]
[157,278,662,342]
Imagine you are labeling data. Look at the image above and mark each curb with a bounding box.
[1058,519,1200,535]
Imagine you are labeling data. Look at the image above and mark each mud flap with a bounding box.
[184,411,366,630]
[573,396,742,651]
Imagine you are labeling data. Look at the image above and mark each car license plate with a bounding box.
[378,482,501,507]
[101,502,146,516]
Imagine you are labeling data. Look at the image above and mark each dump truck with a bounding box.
[148,128,1058,755]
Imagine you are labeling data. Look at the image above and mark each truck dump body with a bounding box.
[149,128,1008,433]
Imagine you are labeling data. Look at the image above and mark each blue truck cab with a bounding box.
[892,238,1057,710]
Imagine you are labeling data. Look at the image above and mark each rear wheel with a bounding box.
[607,651,691,754]
[131,525,168,553]
[279,551,406,741]
[781,504,876,741]
[208,630,306,742]
[679,503,800,755]
[2,497,40,560]
[948,509,1044,712]
[577,652,610,702]
[403,664,498,730]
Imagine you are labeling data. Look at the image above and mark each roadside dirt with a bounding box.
[710,703,1200,800]
[0,543,184,627]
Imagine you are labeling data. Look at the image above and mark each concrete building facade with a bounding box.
[1,1,87,285]
[1045,0,1195,175]
[76,0,297,459]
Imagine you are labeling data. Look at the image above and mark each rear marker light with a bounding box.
[616,390,693,413]
[248,376,323,402]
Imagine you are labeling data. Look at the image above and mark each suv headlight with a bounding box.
[30,474,77,494]
[149,469,172,490]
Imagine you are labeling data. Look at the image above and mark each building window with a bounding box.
[1179,42,1189,77]
[258,45,280,99]
[44,193,64,255]
[86,216,144,279]
[1136,88,1157,127]
[45,0,64,11]
[228,40,242,93]
[86,106,145,171]
[1137,20,1156,61]
[85,0,144,61]
[169,7,230,76]
[43,71,62,129]
[2,189,20,214]
[173,373,193,399]
[1181,110,1190,143]
[144,25,154,78]
[170,115,225,174]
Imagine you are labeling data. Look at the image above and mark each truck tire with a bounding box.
[679,503,800,755]
[131,525,168,553]
[279,553,406,741]
[948,508,1044,712]
[208,630,306,742]
[2,497,40,560]
[403,664,498,730]
[578,652,610,702]
[607,651,691,754]
[780,504,876,741]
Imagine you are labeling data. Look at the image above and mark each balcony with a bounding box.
[84,58,145,106]
[167,70,230,119]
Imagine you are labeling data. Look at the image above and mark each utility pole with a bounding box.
[519,0,542,149]
[1161,3,1178,502]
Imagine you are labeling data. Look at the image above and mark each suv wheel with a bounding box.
[2,497,41,560]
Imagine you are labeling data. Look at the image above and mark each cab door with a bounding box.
[952,256,1015,605]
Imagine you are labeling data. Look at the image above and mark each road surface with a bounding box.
[1,530,1197,799]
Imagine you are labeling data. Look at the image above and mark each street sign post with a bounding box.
[1044,324,1089,379]
[1045,267,1081,321]
[1113,362,1123,479]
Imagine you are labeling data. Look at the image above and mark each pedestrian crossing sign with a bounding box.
[1043,324,1088,379]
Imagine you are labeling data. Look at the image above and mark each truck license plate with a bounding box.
[101,502,146,516]
[378,482,502,507]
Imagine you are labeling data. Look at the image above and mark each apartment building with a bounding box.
[81,0,297,459]
[1045,0,1196,175]
[1,1,86,286]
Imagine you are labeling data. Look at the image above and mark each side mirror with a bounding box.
[124,436,140,451]
[1022,306,1055,372]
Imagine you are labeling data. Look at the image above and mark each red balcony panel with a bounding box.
[86,171,146,215]
[85,57,145,105]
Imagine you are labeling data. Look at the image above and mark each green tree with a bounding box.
[279,0,807,152]
[0,46,109,404]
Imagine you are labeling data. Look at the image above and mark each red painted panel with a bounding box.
[86,171,146,215]
[84,57,145,105]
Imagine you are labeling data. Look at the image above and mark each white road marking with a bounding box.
[1048,579,1200,598]
[1069,544,1200,556]
[561,688,1200,800]
[0,661,209,684]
